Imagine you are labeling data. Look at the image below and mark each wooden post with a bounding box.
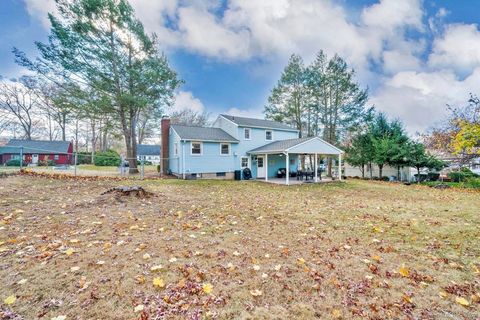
[338,154,342,181]
[265,153,268,182]
[285,153,289,185]
[314,153,318,182]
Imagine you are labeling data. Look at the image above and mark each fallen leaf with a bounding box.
[202,283,213,294]
[153,277,165,288]
[4,295,16,305]
[250,289,262,296]
[150,265,163,272]
[399,265,409,277]
[65,248,74,256]
[17,279,28,285]
[134,304,144,312]
[51,316,67,320]
[455,296,469,306]
[332,309,342,318]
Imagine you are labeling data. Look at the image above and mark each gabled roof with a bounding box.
[137,144,160,156]
[220,114,298,132]
[248,137,343,155]
[0,139,71,154]
[171,125,239,142]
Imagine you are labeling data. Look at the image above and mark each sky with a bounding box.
[1,0,480,135]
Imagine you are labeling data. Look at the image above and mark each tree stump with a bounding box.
[101,186,154,199]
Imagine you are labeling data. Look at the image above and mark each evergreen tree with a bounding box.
[14,0,181,173]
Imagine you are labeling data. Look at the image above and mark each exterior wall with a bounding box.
[1,153,71,165]
[137,155,160,164]
[169,128,182,174]
[266,154,298,178]
[212,116,238,139]
[182,141,237,174]
[345,164,413,181]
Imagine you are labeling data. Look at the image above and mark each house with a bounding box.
[0,139,73,165]
[137,144,161,164]
[161,115,344,184]
[344,164,414,181]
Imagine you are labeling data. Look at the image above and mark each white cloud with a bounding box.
[20,0,480,134]
[171,91,205,113]
[371,69,480,133]
[428,24,480,75]
[23,0,57,29]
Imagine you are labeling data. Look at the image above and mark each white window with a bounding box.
[54,154,59,160]
[265,130,273,141]
[174,143,178,156]
[241,157,249,168]
[220,143,230,155]
[244,128,251,140]
[191,141,202,155]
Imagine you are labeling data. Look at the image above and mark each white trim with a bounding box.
[240,156,250,169]
[190,141,203,156]
[285,136,343,153]
[257,155,266,178]
[265,130,273,141]
[218,115,239,127]
[219,142,231,156]
[244,128,251,140]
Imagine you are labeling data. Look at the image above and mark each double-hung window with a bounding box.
[265,130,273,141]
[191,142,202,155]
[241,157,249,168]
[220,143,230,155]
[244,128,251,140]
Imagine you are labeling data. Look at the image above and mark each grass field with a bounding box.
[0,176,478,319]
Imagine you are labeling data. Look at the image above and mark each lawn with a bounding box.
[0,176,478,319]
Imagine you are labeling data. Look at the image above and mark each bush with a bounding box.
[463,177,480,189]
[93,150,121,166]
[448,168,478,182]
[6,159,25,166]
[157,165,161,173]
[37,159,56,166]
[77,152,92,164]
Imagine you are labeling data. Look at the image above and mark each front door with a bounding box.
[32,154,38,165]
[257,156,265,178]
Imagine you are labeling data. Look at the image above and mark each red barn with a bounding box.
[0,139,73,165]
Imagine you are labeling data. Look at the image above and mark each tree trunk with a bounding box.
[379,164,383,179]
[361,164,365,178]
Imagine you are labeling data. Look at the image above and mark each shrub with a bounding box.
[37,159,56,166]
[463,177,480,189]
[93,150,121,166]
[157,165,161,173]
[6,159,25,166]
[77,152,92,164]
[448,168,478,182]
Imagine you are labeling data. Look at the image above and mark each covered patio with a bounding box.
[248,137,344,185]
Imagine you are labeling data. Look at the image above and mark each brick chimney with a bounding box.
[161,116,170,175]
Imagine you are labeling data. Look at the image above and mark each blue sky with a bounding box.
[1,0,480,134]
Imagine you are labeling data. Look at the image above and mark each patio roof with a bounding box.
[247,137,343,155]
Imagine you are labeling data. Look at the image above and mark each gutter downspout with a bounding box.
[182,140,186,179]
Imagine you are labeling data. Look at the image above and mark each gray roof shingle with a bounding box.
[248,137,314,153]
[171,125,239,142]
[220,114,298,131]
[137,144,160,156]
[0,139,71,154]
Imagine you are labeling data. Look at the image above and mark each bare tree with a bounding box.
[170,109,210,127]
[0,76,42,140]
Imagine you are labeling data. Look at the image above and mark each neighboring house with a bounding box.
[344,164,414,181]
[161,114,344,184]
[137,144,161,164]
[0,139,73,165]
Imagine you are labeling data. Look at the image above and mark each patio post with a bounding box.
[285,153,289,185]
[265,153,268,182]
[314,153,318,182]
[338,153,342,181]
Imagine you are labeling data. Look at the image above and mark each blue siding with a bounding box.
[168,119,299,178]
[183,141,237,174]
[169,128,181,174]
